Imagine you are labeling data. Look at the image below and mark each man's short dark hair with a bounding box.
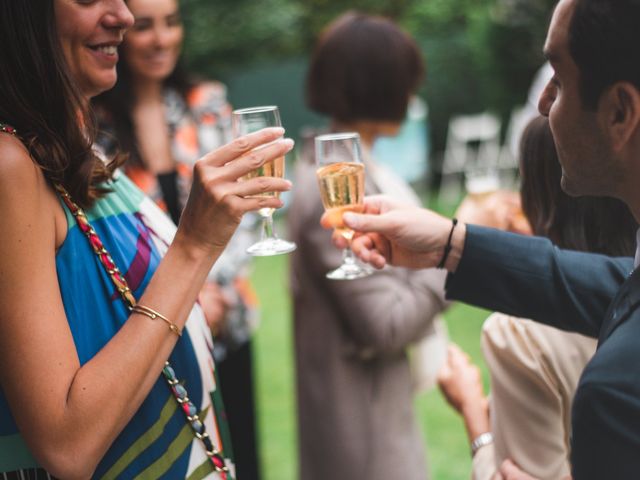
[569,0,640,109]
[306,12,425,123]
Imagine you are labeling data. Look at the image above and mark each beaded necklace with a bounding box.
[0,123,17,135]
[0,123,231,478]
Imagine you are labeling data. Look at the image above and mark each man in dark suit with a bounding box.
[323,0,640,478]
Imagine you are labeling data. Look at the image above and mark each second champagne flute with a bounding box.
[232,106,296,256]
[315,132,373,280]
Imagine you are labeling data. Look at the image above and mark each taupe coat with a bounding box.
[288,153,447,480]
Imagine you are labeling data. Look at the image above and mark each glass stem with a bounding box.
[261,215,276,241]
[343,246,357,265]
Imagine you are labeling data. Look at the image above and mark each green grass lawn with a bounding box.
[250,251,492,480]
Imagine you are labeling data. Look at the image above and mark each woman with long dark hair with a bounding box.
[0,1,292,479]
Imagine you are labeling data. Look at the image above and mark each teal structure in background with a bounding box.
[372,96,431,184]
[225,58,324,142]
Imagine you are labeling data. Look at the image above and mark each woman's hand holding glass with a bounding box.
[175,127,294,258]
[232,106,297,256]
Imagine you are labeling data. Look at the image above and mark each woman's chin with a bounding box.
[78,72,118,99]
[133,65,175,84]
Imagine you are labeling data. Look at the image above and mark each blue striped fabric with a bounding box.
[0,175,231,479]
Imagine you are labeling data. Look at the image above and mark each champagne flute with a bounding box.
[232,106,296,256]
[315,132,373,280]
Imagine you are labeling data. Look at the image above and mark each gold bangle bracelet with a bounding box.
[131,304,182,337]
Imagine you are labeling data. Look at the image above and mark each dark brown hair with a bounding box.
[519,116,636,256]
[569,0,640,109]
[0,1,122,208]
[306,11,425,123]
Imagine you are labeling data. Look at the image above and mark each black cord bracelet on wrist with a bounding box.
[437,218,458,269]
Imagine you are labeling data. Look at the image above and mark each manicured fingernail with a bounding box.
[284,180,293,189]
[281,138,295,148]
[273,127,285,135]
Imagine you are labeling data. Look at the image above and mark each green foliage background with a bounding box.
[174,2,561,477]
[180,0,557,153]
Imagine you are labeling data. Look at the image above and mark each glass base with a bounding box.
[326,262,373,280]
[246,238,297,257]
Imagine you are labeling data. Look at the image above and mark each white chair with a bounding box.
[438,111,501,205]
[497,105,540,188]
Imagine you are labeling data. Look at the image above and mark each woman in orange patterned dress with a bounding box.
[93,1,262,478]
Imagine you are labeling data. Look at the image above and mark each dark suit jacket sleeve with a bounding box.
[445,225,633,338]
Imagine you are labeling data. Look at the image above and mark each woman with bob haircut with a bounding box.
[289,11,448,480]
[0,1,292,479]
[306,11,424,137]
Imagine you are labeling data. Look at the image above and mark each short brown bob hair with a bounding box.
[306,11,425,123]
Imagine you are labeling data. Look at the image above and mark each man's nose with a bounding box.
[538,85,553,117]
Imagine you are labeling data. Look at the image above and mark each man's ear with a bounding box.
[600,82,640,152]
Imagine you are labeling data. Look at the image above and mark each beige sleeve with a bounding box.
[472,443,497,480]
[481,314,572,480]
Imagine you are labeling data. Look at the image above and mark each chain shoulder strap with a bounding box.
[0,123,18,135]
[0,121,230,478]
[54,183,230,477]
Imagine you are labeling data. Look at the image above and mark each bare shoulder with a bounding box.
[0,134,46,195]
[0,132,30,161]
[0,133,59,239]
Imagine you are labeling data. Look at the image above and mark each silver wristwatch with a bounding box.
[471,432,494,457]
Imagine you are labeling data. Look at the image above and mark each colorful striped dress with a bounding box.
[0,172,234,480]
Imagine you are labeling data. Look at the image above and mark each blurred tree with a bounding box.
[399,0,493,153]
[181,0,303,76]
[296,0,416,48]
[481,0,556,113]
[179,0,555,155]
[401,0,488,34]
[400,0,554,153]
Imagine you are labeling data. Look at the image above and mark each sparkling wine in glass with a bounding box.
[232,106,296,256]
[315,132,373,280]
